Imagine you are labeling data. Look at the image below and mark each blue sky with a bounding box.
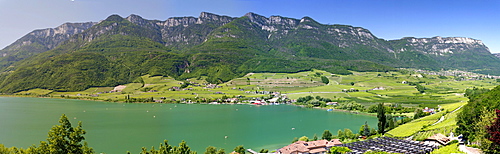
[0,0,499,53]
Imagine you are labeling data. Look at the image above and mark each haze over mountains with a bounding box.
[0,12,498,93]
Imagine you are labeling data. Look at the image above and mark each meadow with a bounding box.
[16,69,497,108]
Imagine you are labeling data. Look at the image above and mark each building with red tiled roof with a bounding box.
[277,139,343,154]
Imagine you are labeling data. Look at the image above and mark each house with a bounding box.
[268,97,279,103]
[171,86,180,91]
[225,98,238,103]
[249,100,265,105]
[277,139,342,154]
[424,133,451,146]
[423,107,436,114]
[371,87,385,90]
[326,102,338,106]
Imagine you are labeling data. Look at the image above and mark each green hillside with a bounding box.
[1,13,499,93]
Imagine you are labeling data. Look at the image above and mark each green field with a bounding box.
[14,70,498,106]
[430,143,464,154]
[386,101,466,138]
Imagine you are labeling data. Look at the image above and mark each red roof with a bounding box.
[278,139,343,154]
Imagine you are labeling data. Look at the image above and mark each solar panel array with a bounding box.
[338,137,439,154]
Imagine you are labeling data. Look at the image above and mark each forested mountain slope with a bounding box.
[0,12,497,93]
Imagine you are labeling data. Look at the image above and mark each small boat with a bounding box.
[327,109,333,112]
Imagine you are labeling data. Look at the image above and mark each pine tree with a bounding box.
[377,103,387,134]
[176,140,191,154]
[321,130,333,141]
[44,114,94,154]
[363,121,370,137]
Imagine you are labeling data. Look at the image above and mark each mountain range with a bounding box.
[0,12,498,93]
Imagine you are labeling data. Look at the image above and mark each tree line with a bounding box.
[456,87,500,153]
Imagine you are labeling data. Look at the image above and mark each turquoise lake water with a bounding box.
[0,97,377,153]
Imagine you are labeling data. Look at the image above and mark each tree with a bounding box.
[216,148,226,154]
[176,140,191,154]
[234,145,245,154]
[322,130,333,141]
[473,109,496,153]
[359,125,365,137]
[415,84,426,93]
[337,129,345,140]
[377,103,387,134]
[367,104,379,113]
[363,122,370,136]
[205,146,217,154]
[258,149,268,153]
[321,76,329,84]
[291,137,298,143]
[344,129,354,139]
[313,134,318,141]
[370,128,377,136]
[456,87,497,141]
[40,114,94,154]
[329,146,351,154]
[158,140,173,154]
[387,115,395,130]
[298,136,309,141]
[414,108,425,119]
[140,140,194,154]
[486,109,500,152]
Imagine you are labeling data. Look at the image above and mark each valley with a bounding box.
[5,68,499,153]
[1,11,500,153]
[14,69,498,110]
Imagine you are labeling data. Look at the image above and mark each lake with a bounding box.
[0,97,377,153]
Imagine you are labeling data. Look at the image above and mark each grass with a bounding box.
[13,70,499,105]
[15,89,53,95]
[430,143,464,154]
[386,101,466,138]
[388,120,435,137]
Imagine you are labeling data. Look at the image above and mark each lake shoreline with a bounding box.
[1,94,375,117]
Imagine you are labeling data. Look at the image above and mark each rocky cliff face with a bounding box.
[0,22,96,56]
[0,22,96,68]
[395,36,489,56]
[242,12,380,46]
[0,12,496,74]
[124,12,235,48]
